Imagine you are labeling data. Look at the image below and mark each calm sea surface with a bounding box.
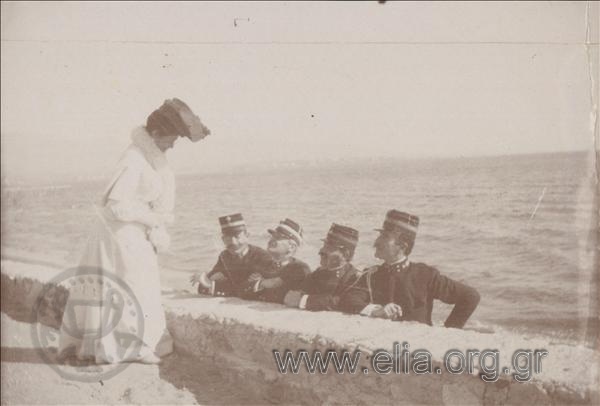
[2,151,596,343]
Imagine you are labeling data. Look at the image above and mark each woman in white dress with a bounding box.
[57,98,210,364]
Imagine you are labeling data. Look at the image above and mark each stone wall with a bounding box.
[2,261,598,405]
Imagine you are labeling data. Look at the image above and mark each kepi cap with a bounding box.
[268,218,303,246]
[219,213,246,235]
[375,209,419,253]
[321,223,359,252]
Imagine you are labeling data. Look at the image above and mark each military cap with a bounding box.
[268,218,303,246]
[376,209,419,253]
[219,213,246,235]
[321,223,359,252]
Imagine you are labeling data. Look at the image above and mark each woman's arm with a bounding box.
[103,163,161,228]
[107,199,161,228]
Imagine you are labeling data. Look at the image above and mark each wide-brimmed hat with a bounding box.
[268,218,303,246]
[147,98,211,142]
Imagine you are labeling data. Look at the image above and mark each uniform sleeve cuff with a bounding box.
[360,303,382,316]
[298,295,309,309]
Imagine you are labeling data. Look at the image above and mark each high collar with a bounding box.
[321,262,353,279]
[131,126,169,171]
[383,256,410,272]
[274,257,295,268]
[129,126,175,218]
[229,245,250,259]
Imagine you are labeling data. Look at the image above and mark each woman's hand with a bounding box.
[150,200,175,225]
[105,199,161,228]
[148,225,171,253]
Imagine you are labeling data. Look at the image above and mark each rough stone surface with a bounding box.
[2,260,598,405]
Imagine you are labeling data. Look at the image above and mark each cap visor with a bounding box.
[319,243,340,253]
[222,226,246,235]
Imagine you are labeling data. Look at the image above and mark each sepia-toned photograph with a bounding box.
[1,1,598,405]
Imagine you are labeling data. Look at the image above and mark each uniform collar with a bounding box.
[383,256,410,272]
[331,263,354,279]
[233,245,250,259]
[318,262,348,278]
[275,257,293,268]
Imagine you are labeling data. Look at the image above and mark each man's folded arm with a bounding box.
[302,293,339,311]
[207,256,225,279]
[337,283,373,315]
[429,268,480,329]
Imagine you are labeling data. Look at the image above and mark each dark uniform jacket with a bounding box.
[258,258,311,304]
[345,260,480,328]
[200,244,276,299]
[299,263,364,312]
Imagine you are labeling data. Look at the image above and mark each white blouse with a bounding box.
[101,127,175,228]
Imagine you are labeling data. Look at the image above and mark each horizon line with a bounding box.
[1,148,592,187]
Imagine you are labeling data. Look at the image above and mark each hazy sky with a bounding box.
[1,1,598,183]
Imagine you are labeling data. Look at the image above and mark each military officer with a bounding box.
[346,210,480,328]
[283,223,364,312]
[248,218,311,304]
[190,213,276,299]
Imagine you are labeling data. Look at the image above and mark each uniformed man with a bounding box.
[283,223,364,312]
[346,210,480,328]
[190,213,275,299]
[248,218,311,304]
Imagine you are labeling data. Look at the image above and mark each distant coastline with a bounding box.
[1,149,592,189]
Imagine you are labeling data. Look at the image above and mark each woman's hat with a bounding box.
[268,218,303,245]
[147,98,211,142]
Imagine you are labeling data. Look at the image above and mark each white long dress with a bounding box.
[57,127,174,363]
